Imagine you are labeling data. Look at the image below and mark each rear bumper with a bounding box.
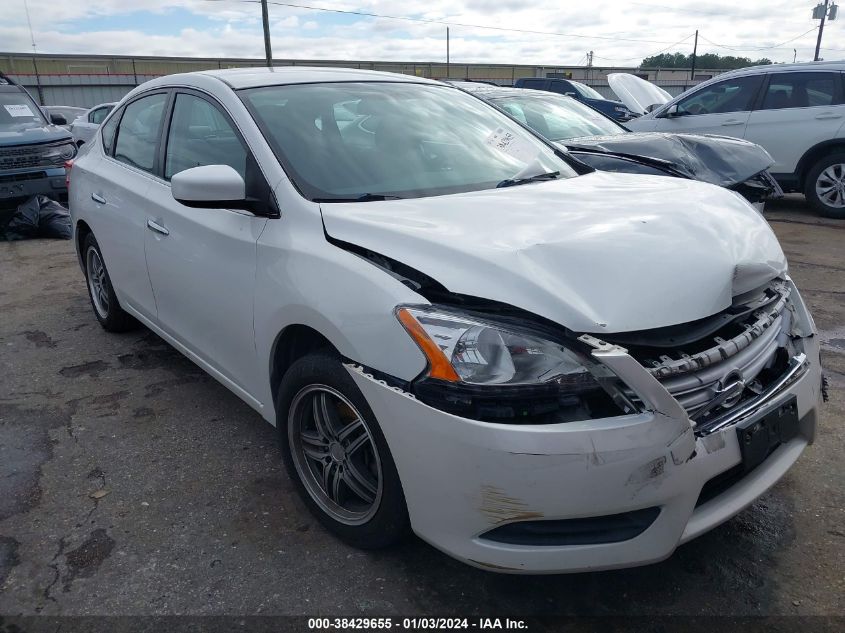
[0,166,67,201]
[348,332,821,574]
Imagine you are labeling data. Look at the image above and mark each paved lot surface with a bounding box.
[0,195,843,617]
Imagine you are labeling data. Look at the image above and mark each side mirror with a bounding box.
[660,104,682,119]
[171,165,249,210]
[50,113,67,125]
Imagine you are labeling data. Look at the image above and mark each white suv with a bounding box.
[68,68,822,574]
[627,61,845,218]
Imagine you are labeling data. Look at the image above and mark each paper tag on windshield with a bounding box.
[4,104,35,117]
[485,127,537,163]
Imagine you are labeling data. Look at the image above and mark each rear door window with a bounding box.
[113,93,168,173]
[760,72,842,109]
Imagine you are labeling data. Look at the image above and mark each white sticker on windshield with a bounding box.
[4,104,35,117]
[485,127,538,163]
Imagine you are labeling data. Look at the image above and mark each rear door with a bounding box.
[648,74,764,137]
[744,71,845,175]
[88,91,169,321]
[143,90,269,399]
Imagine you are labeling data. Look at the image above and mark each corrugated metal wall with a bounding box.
[0,53,720,107]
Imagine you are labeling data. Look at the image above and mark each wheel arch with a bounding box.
[796,139,845,188]
[269,324,338,411]
[75,219,93,271]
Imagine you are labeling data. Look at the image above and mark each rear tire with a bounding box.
[276,351,410,549]
[805,153,845,219]
[82,233,136,332]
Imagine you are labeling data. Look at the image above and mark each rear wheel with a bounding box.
[805,153,845,219]
[83,234,136,332]
[277,351,410,548]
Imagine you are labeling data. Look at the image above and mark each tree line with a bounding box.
[640,52,773,69]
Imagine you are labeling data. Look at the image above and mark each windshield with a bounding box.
[240,82,576,201]
[0,91,47,129]
[490,93,625,141]
[570,81,604,100]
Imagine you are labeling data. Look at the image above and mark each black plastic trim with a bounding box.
[479,507,661,546]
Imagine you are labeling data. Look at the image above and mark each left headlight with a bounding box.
[41,142,77,164]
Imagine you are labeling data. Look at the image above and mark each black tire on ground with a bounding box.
[82,233,137,332]
[276,351,410,549]
[804,152,845,219]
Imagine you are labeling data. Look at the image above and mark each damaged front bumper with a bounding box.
[347,283,822,574]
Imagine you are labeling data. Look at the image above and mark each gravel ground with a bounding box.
[0,194,843,619]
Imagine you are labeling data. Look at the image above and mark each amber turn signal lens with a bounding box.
[397,308,461,382]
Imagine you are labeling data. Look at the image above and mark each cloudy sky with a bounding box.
[2,0,842,66]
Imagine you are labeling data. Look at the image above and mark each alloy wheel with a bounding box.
[288,385,383,525]
[815,163,845,209]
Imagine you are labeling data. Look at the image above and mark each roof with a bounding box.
[195,66,441,90]
[712,59,845,79]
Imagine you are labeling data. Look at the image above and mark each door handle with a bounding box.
[721,120,744,126]
[146,219,169,236]
[815,113,842,120]
[91,193,106,204]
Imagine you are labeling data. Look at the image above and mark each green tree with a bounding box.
[640,52,772,69]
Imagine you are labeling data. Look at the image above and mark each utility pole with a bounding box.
[689,29,698,82]
[814,1,838,61]
[446,27,450,78]
[261,0,273,67]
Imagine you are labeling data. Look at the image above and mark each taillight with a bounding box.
[64,159,73,189]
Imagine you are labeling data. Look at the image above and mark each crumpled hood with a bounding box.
[607,73,672,115]
[321,172,787,333]
[563,132,775,187]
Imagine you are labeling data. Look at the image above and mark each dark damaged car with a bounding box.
[1,73,76,208]
[453,83,782,209]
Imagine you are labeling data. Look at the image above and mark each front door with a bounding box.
[649,74,764,138]
[143,91,269,400]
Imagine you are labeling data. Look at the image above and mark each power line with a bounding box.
[198,0,694,45]
[698,26,820,52]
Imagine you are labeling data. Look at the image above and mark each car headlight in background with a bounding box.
[396,306,627,422]
[40,142,77,165]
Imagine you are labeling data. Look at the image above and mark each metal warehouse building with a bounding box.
[0,52,721,108]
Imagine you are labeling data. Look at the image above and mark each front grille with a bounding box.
[607,280,794,425]
[0,145,47,170]
[0,170,47,183]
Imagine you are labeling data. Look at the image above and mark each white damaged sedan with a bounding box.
[68,68,823,574]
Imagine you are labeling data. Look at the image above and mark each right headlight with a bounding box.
[396,306,624,422]
[397,306,592,388]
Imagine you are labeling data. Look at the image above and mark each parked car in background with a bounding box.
[626,61,845,218]
[1,72,75,207]
[69,67,821,574]
[42,106,87,131]
[514,76,638,121]
[452,82,781,208]
[70,102,116,146]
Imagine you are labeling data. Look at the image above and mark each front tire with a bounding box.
[805,153,845,219]
[82,233,136,332]
[277,352,410,549]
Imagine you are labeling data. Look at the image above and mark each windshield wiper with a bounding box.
[313,193,404,202]
[496,171,560,188]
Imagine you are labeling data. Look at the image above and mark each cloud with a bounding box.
[1,0,838,64]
